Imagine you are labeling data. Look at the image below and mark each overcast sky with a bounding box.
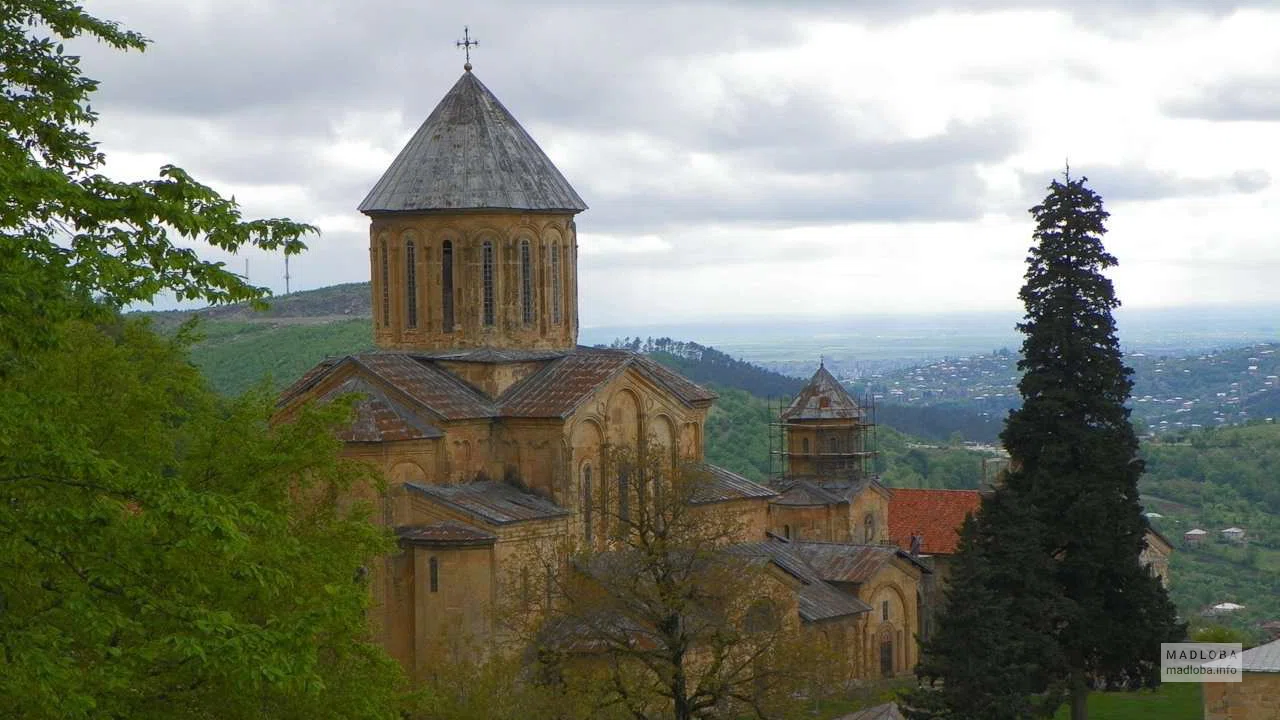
[84,0,1279,327]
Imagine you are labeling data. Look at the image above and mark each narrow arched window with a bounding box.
[802,437,810,453]
[520,239,534,325]
[864,513,876,543]
[442,241,454,331]
[582,465,593,546]
[405,239,418,329]
[783,524,791,540]
[380,238,390,327]
[617,467,630,535]
[482,240,495,327]
[429,556,439,593]
[550,244,562,325]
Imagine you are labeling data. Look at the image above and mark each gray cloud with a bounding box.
[1163,76,1280,122]
[70,0,1280,311]
[1017,166,1272,204]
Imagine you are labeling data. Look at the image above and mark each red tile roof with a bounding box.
[888,488,983,556]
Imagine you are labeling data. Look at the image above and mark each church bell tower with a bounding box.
[358,61,587,352]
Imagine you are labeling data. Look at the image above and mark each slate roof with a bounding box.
[782,365,865,421]
[359,71,587,214]
[354,354,496,420]
[770,480,847,507]
[498,347,717,418]
[731,540,872,623]
[887,488,983,556]
[792,542,928,584]
[319,376,443,442]
[841,703,906,720]
[688,464,777,505]
[769,476,881,506]
[397,520,497,547]
[406,480,570,525]
[280,348,715,436]
[415,348,568,363]
[1205,637,1280,673]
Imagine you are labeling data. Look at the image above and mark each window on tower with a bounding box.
[551,243,562,325]
[482,240,495,327]
[520,239,534,325]
[380,238,390,328]
[405,238,418,329]
[442,241,454,331]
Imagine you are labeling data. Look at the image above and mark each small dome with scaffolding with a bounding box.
[781,365,865,421]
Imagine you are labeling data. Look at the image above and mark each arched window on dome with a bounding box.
[379,238,390,328]
[405,238,418,329]
[550,243,562,325]
[482,240,495,327]
[442,241,454,332]
[520,239,534,326]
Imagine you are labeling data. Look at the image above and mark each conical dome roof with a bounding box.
[359,71,587,214]
[782,365,864,421]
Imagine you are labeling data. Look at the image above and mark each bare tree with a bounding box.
[523,443,837,720]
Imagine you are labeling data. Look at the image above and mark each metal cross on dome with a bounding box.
[457,26,478,71]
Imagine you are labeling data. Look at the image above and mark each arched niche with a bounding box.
[387,461,427,526]
[650,414,678,467]
[570,419,604,547]
[606,389,642,450]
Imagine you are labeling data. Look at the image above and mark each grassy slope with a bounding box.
[1051,683,1202,720]
[187,318,374,396]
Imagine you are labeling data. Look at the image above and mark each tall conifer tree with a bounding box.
[907,174,1183,720]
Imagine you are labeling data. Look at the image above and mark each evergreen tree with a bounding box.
[1004,173,1183,718]
[907,174,1183,719]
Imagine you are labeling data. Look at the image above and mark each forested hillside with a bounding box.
[151,295,1280,639]
[1140,423,1280,641]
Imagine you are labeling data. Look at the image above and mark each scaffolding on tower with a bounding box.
[768,385,878,485]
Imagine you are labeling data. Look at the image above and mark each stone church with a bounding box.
[276,63,1165,687]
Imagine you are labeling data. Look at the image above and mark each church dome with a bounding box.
[359,71,588,215]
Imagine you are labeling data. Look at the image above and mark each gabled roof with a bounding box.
[792,542,929,584]
[353,354,496,420]
[688,464,776,505]
[279,348,715,435]
[397,520,496,547]
[320,376,443,442]
[770,480,847,507]
[731,540,873,623]
[1198,635,1280,671]
[844,703,906,720]
[498,347,716,418]
[887,488,983,556]
[406,480,569,525]
[781,365,864,421]
[359,71,587,214]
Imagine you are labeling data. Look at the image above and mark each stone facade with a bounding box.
[1204,672,1280,719]
[278,66,933,686]
[369,211,579,353]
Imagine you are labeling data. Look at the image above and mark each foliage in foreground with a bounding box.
[1,0,313,367]
[0,319,403,718]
